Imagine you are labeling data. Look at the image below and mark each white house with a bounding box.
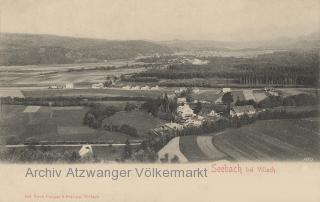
[230,105,256,117]
[193,88,200,94]
[91,83,104,89]
[177,104,195,119]
[79,145,93,158]
[177,97,187,104]
[132,85,140,90]
[141,86,150,90]
[184,117,203,127]
[164,122,184,131]
[122,85,131,90]
[207,110,216,117]
[215,96,223,104]
[49,85,58,89]
[65,82,74,89]
[221,88,231,93]
[150,85,159,90]
[174,87,187,94]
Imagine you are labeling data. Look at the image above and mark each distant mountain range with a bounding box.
[0,32,319,66]
[0,33,172,66]
[159,32,320,51]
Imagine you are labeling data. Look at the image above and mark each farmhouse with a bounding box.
[150,85,159,90]
[208,110,217,117]
[79,145,93,158]
[65,82,74,89]
[122,85,131,90]
[193,88,200,94]
[49,85,58,89]
[164,122,184,131]
[141,86,150,90]
[177,104,195,119]
[91,83,104,89]
[174,87,187,94]
[184,116,203,127]
[132,85,141,90]
[177,97,187,104]
[221,88,231,93]
[230,105,256,117]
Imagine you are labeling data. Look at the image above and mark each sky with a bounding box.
[0,0,319,41]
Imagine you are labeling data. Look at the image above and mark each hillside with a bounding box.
[0,33,172,66]
[160,32,320,51]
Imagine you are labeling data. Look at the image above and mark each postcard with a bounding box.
[0,0,319,201]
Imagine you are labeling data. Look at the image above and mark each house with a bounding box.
[215,96,223,104]
[49,85,58,89]
[230,105,256,117]
[221,88,231,93]
[79,145,93,158]
[177,104,195,119]
[164,122,184,131]
[65,82,74,89]
[150,85,159,90]
[183,116,203,127]
[264,87,279,96]
[174,87,187,94]
[122,85,131,90]
[207,110,216,117]
[141,86,150,90]
[177,97,187,104]
[132,85,140,90]
[91,83,104,89]
[193,88,200,94]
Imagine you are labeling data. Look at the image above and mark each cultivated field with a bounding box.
[179,135,228,162]
[0,105,137,144]
[21,88,173,98]
[158,118,319,162]
[213,119,320,161]
[158,137,188,163]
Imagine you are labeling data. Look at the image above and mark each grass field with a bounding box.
[21,88,172,98]
[103,110,165,136]
[0,61,146,87]
[0,105,136,144]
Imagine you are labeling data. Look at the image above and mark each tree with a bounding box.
[194,101,202,114]
[120,124,138,137]
[121,140,132,161]
[222,92,234,114]
[124,102,137,111]
[171,155,179,163]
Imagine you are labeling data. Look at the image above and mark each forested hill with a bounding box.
[0,33,173,66]
[160,32,320,51]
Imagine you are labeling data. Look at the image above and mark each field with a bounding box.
[103,111,166,136]
[21,88,173,98]
[158,137,188,163]
[158,118,319,162]
[213,119,320,161]
[0,105,137,144]
[158,135,228,162]
[0,60,146,87]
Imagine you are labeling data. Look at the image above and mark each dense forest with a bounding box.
[132,50,319,87]
[0,33,172,65]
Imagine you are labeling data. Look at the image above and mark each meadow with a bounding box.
[0,105,138,144]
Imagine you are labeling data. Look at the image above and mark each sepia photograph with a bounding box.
[0,0,319,165]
